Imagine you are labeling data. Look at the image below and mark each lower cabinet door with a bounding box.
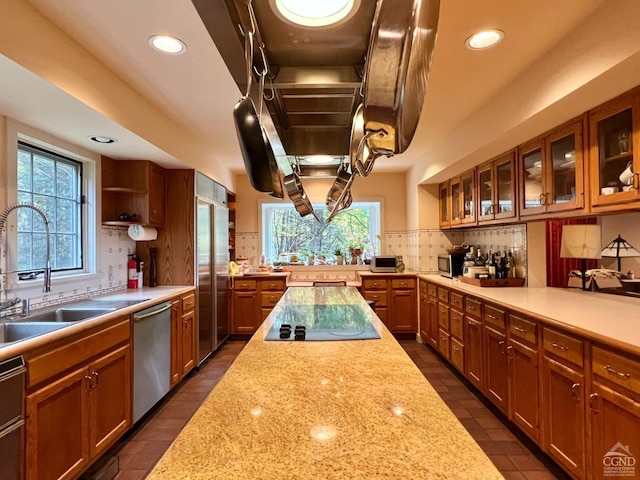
[181,309,196,375]
[26,367,90,480]
[89,345,131,458]
[484,326,508,413]
[508,340,540,442]
[589,382,640,480]
[450,337,464,372]
[465,317,483,390]
[542,357,586,479]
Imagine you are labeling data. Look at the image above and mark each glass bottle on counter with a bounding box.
[474,248,484,266]
[488,254,497,278]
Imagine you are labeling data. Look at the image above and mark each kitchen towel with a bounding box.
[127,225,157,241]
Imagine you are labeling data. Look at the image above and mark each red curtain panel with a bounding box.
[546,217,598,288]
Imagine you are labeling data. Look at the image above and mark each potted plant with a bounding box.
[334,249,344,265]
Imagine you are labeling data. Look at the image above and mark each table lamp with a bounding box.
[600,234,640,273]
[560,224,602,290]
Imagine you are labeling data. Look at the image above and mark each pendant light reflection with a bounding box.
[274,0,358,27]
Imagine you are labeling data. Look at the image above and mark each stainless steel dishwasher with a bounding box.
[0,355,26,480]
[133,301,171,423]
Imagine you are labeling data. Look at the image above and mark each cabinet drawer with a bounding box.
[261,291,284,308]
[509,314,537,345]
[450,292,464,310]
[391,278,415,289]
[592,346,640,395]
[465,297,482,319]
[427,283,437,298]
[234,279,257,291]
[27,318,130,389]
[437,287,449,304]
[450,308,464,339]
[363,278,388,290]
[438,303,449,330]
[363,292,387,307]
[484,304,506,330]
[261,279,285,291]
[450,337,464,372]
[543,328,584,368]
[181,293,195,312]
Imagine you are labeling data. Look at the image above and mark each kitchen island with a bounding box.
[148,286,503,479]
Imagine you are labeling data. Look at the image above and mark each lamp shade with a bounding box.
[600,235,640,259]
[560,224,602,259]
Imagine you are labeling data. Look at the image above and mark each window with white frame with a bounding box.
[16,142,83,273]
[261,202,380,263]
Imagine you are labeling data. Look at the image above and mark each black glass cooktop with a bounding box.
[264,304,381,341]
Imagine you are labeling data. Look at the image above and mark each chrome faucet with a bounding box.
[0,203,52,297]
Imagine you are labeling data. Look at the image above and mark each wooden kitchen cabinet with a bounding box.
[477,150,517,224]
[507,313,540,443]
[231,277,286,335]
[25,321,131,480]
[449,292,465,372]
[421,281,438,349]
[519,118,586,218]
[589,88,640,212]
[170,292,197,387]
[419,280,429,342]
[438,181,451,228]
[541,327,586,479]
[101,157,166,227]
[464,296,484,390]
[361,275,416,336]
[449,170,477,227]
[484,319,508,413]
[437,288,450,360]
[588,345,640,480]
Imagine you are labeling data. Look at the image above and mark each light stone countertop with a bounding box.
[147,286,503,480]
[421,274,640,354]
[0,286,194,361]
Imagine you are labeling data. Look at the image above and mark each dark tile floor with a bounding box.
[108,339,571,480]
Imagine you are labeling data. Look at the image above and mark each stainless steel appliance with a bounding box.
[196,173,230,365]
[370,256,397,273]
[132,301,171,423]
[438,253,465,278]
[0,355,26,480]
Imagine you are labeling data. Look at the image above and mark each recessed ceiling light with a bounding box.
[272,0,359,28]
[465,29,505,50]
[89,135,117,144]
[148,35,187,55]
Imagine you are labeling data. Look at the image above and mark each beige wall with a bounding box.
[235,171,407,234]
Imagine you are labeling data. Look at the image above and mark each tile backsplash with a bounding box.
[234,224,528,277]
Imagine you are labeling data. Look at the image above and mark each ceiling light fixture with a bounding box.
[148,35,187,55]
[89,135,117,144]
[304,155,337,165]
[465,29,505,50]
[272,0,359,28]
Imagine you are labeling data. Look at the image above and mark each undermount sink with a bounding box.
[20,306,117,323]
[0,322,70,343]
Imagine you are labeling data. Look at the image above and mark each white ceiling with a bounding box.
[2,0,640,185]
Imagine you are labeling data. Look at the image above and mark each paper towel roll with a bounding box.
[127,224,157,241]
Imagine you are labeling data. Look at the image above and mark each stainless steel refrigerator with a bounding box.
[195,173,230,365]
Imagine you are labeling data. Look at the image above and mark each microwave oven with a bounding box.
[438,253,465,278]
[370,256,397,273]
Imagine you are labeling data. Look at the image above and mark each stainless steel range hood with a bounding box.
[192,0,376,159]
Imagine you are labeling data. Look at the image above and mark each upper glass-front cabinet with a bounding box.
[589,90,640,211]
[519,118,585,217]
[449,170,476,227]
[477,151,517,224]
[438,181,450,228]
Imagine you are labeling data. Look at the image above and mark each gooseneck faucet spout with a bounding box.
[0,203,52,293]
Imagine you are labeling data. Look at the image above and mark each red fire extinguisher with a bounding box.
[128,253,138,289]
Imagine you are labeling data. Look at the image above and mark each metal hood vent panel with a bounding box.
[193,0,377,158]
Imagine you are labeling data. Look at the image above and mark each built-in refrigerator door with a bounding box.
[196,199,215,364]
[214,204,230,347]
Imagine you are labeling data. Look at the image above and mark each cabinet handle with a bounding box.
[514,326,526,333]
[551,341,569,351]
[467,320,477,327]
[589,393,599,413]
[487,313,497,320]
[506,344,513,360]
[92,371,100,388]
[633,172,640,190]
[84,375,94,391]
[604,365,631,379]
[571,382,581,401]
[452,345,460,352]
